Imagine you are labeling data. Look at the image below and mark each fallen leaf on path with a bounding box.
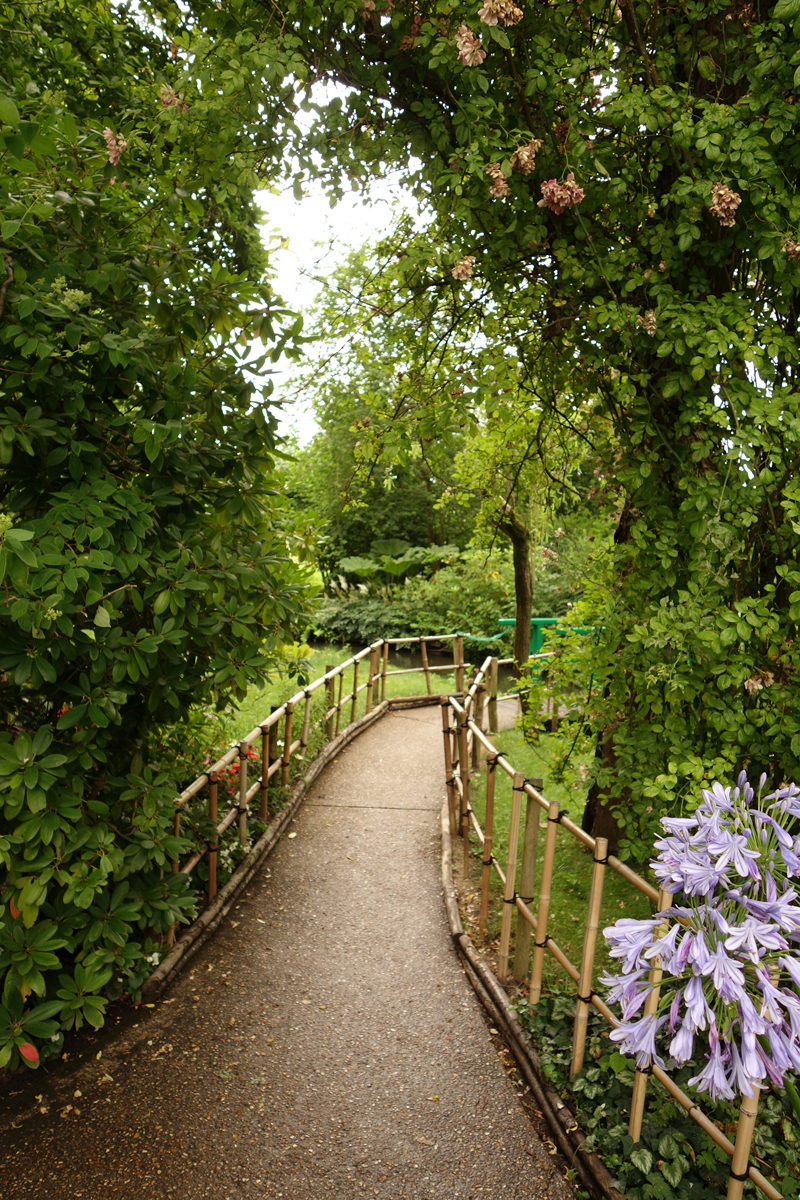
[427,1095,439,1103]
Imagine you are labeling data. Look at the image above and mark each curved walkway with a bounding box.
[0,706,572,1200]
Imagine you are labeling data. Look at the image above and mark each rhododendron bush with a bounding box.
[0,0,311,1068]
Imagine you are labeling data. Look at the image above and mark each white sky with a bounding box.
[257,175,408,444]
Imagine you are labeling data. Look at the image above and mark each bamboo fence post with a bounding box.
[238,740,249,847]
[325,666,335,741]
[726,1088,760,1200]
[207,772,218,902]
[479,753,499,938]
[629,885,674,1140]
[440,699,458,838]
[455,635,465,695]
[488,656,498,733]
[513,780,542,984]
[260,723,269,820]
[472,685,485,769]
[335,670,344,735]
[459,708,471,879]
[172,809,180,872]
[167,808,181,945]
[299,690,312,759]
[571,836,608,1077]
[381,641,389,701]
[530,799,560,1004]
[268,704,280,780]
[365,648,374,714]
[497,772,526,982]
[282,702,294,787]
[421,639,432,695]
[350,660,359,725]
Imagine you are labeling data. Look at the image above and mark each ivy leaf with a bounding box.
[630,1148,652,1175]
[661,1158,683,1188]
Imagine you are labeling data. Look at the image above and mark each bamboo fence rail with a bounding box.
[170,634,473,910]
[445,667,781,1200]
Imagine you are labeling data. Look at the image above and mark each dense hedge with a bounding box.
[0,1,309,1069]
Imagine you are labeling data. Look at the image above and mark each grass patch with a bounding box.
[464,723,654,987]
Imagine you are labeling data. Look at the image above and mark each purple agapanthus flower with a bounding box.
[602,771,800,1100]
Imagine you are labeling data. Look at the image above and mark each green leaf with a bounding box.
[696,55,717,80]
[93,606,111,628]
[3,133,25,159]
[661,1159,683,1188]
[775,0,800,21]
[657,1134,679,1160]
[630,1147,652,1174]
[1,220,20,240]
[0,96,19,127]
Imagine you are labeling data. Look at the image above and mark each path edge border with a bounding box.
[439,799,625,1200]
[142,698,396,999]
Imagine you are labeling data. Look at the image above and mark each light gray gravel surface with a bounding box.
[0,705,572,1200]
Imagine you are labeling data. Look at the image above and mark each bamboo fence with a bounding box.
[444,657,781,1200]
[170,633,478,922]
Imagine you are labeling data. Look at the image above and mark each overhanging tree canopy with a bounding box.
[188,0,800,857]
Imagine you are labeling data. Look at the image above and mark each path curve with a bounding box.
[0,706,572,1200]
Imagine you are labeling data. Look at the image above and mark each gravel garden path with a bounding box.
[0,704,572,1200]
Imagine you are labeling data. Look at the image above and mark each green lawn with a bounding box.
[182,641,461,789]
[463,724,654,990]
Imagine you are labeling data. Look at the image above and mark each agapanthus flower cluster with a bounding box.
[478,0,523,26]
[455,23,486,65]
[537,173,584,214]
[510,137,543,175]
[102,127,127,166]
[451,255,476,281]
[486,162,511,199]
[709,181,742,228]
[602,773,800,1100]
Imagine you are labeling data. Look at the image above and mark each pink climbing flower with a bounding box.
[455,23,486,65]
[159,83,188,114]
[451,255,476,281]
[537,173,584,214]
[478,0,523,26]
[709,182,741,228]
[637,309,657,336]
[103,127,127,166]
[486,162,511,199]
[510,137,543,175]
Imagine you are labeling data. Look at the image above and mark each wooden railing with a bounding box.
[443,657,779,1200]
[169,633,481,922]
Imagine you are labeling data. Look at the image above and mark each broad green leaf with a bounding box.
[0,96,19,127]
[630,1148,652,1175]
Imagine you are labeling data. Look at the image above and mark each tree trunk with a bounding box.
[581,502,633,849]
[498,506,533,695]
